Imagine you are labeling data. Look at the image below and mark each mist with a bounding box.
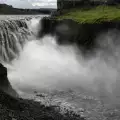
[2,18,120,105]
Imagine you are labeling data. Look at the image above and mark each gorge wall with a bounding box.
[38,17,120,55]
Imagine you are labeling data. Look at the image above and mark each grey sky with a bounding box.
[3,0,57,9]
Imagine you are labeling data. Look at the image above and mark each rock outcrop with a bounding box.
[0,63,18,98]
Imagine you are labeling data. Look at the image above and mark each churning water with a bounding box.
[1,16,120,107]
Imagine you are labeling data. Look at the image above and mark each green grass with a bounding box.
[57,6,120,23]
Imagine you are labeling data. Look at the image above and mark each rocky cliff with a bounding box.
[38,17,120,55]
[0,63,18,98]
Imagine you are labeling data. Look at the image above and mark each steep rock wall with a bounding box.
[38,17,120,55]
[0,63,18,98]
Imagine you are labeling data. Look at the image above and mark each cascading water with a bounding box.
[0,19,32,62]
[1,16,120,112]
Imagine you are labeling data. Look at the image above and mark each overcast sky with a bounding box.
[3,0,57,9]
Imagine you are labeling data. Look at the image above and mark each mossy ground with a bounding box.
[57,5,120,23]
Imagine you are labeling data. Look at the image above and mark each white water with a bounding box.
[4,18,120,104]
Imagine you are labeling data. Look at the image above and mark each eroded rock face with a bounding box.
[38,17,120,55]
[0,63,18,98]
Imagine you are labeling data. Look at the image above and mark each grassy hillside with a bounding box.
[57,6,120,23]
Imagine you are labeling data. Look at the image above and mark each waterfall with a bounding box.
[2,16,120,111]
[0,19,32,62]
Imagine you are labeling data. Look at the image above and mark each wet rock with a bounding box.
[0,63,18,98]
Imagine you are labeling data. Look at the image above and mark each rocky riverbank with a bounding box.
[0,63,85,120]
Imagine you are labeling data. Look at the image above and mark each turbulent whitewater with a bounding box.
[1,16,120,109]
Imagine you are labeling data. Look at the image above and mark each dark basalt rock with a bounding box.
[0,63,18,98]
[38,17,58,38]
[38,17,120,55]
